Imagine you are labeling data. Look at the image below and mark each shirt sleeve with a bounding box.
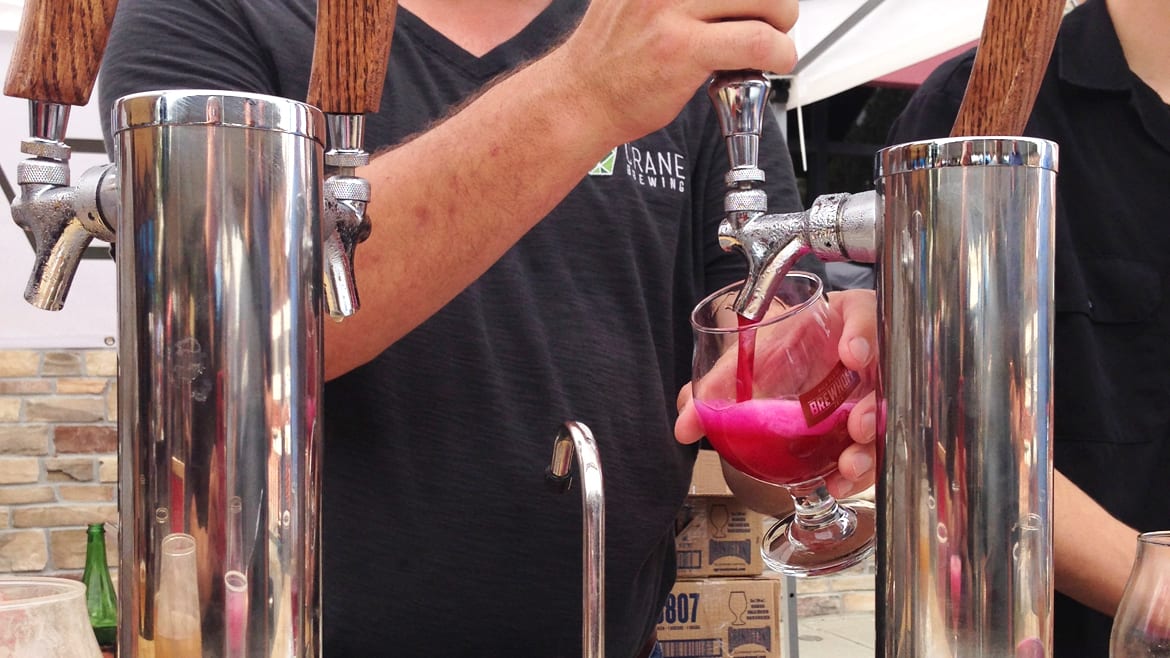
[98,0,281,150]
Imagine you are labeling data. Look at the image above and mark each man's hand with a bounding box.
[556,0,800,147]
[823,289,878,498]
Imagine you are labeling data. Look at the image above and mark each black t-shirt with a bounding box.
[99,1,809,656]
[888,1,1170,654]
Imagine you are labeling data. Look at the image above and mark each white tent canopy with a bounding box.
[786,0,989,108]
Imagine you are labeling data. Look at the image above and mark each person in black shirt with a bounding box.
[768,0,1169,654]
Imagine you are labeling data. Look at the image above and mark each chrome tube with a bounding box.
[112,90,326,658]
[875,137,1057,657]
[546,421,605,658]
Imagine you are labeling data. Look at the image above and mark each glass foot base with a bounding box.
[761,499,876,577]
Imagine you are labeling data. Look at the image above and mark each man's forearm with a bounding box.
[322,49,617,379]
[1054,468,1139,617]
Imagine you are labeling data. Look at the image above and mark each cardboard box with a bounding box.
[656,577,781,658]
[675,497,764,577]
[688,449,735,497]
[676,450,764,577]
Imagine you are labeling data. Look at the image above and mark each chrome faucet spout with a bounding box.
[545,421,605,658]
[717,190,878,321]
[718,209,806,321]
[12,156,116,311]
[321,113,373,320]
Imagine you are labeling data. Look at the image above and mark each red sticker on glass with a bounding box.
[799,361,860,426]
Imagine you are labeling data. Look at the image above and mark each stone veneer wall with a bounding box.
[0,348,118,575]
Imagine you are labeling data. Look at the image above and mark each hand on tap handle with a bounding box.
[3,0,119,311]
[561,0,797,146]
[308,0,396,320]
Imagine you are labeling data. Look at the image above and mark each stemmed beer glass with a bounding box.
[690,271,875,576]
[1111,530,1170,656]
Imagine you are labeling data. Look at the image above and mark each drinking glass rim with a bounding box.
[161,532,197,556]
[691,271,824,334]
[0,576,86,609]
[1138,530,1170,547]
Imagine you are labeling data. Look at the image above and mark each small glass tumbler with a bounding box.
[155,532,203,658]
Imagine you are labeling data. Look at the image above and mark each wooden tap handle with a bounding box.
[307,0,397,115]
[3,0,118,106]
[950,0,1064,137]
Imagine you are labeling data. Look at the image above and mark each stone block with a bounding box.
[798,577,834,594]
[840,591,876,613]
[45,457,95,482]
[54,425,117,453]
[829,574,877,593]
[0,529,48,572]
[98,457,118,483]
[0,425,49,455]
[796,594,841,618]
[0,351,40,378]
[13,504,117,528]
[25,397,107,423]
[50,527,117,570]
[56,378,110,395]
[0,397,19,421]
[106,386,117,422]
[0,458,40,484]
[58,485,116,503]
[0,486,55,505]
[41,352,83,376]
[0,379,54,395]
[84,350,118,377]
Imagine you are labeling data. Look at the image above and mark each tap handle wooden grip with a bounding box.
[950,0,1064,137]
[307,0,397,115]
[3,0,118,106]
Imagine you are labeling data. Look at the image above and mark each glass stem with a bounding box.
[787,478,854,534]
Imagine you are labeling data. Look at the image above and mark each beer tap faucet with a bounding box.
[4,0,119,311]
[307,0,395,320]
[706,71,876,321]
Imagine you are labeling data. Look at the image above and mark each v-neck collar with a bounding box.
[396,0,587,84]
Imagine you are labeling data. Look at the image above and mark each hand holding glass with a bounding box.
[690,272,875,576]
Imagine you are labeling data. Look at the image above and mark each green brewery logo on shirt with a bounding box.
[589,148,617,176]
[588,144,688,194]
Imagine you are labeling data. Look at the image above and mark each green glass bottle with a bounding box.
[82,523,118,650]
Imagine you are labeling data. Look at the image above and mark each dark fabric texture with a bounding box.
[888,1,1170,655]
[99,1,811,656]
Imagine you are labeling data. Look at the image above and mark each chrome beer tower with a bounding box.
[708,0,1064,655]
[4,0,395,655]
